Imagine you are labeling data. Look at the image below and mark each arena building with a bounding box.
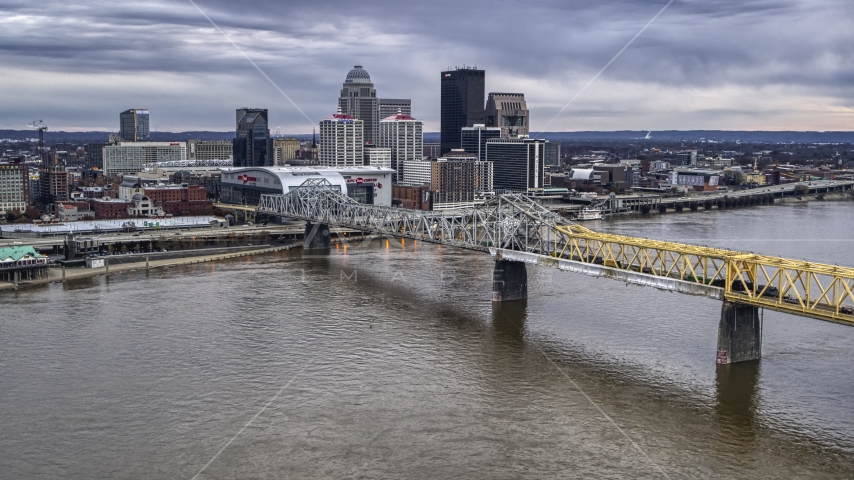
[218,166,394,207]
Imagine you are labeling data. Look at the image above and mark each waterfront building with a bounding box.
[0,246,49,283]
[379,112,423,183]
[485,92,529,137]
[0,161,30,215]
[461,124,501,161]
[187,140,233,161]
[119,109,150,142]
[233,108,272,167]
[103,142,187,176]
[440,67,485,154]
[431,153,493,207]
[486,138,547,192]
[319,112,364,168]
[339,66,380,144]
[218,166,394,206]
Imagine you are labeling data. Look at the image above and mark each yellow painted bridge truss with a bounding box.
[553,225,854,325]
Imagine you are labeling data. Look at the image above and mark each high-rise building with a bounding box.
[461,124,501,161]
[187,140,233,161]
[440,67,485,154]
[119,109,150,142]
[401,159,432,187]
[676,150,698,166]
[379,112,423,183]
[379,99,411,119]
[38,165,70,209]
[272,138,301,166]
[84,143,106,170]
[431,154,493,206]
[0,161,29,215]
[319,112,364,167]
[485,93,529,137]
[102,142,187,175]
[486,138,548,192]
[339,66,380,144]
[233,108,272,167]
[364,144,392,170]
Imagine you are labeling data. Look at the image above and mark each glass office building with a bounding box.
[119,109,150,142]
[233,108,272,167]
[440,67,485,155]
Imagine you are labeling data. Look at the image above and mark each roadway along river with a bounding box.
[1,200,853,478]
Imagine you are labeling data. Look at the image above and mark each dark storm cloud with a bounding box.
[0,0,852,131]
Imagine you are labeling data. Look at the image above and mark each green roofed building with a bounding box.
[0,246,50,283]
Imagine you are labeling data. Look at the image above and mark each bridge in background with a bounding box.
[259,179,854,365]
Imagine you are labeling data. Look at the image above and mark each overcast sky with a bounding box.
[1,0,852,133]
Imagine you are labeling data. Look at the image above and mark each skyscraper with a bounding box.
[233,108,271,167]
[379,112,423,183]
[378,99,411,119]
[339,66,380,144]
[440,67,485,154]
[319,111,364,167]
[485,92,529,137]
[461,124,501,161]
[119,109,150,142]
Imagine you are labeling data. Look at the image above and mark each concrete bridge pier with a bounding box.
[492,259,527,302]
[303,222,331,249]
[716,301,761,364]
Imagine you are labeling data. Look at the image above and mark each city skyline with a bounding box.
[1,0,852,132]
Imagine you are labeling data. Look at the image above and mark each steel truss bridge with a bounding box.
[259,179,854,326]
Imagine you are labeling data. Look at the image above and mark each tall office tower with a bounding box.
[379,112,423,183]
[485,138,548,192]
[378,99,411,119]
[440,67,485,154]
[119,109,150,142]
[272,138,301,166]
[319,111,364,167]
[461,124,501,161]
[485,93,529,137]
[233,108,272,167]
[339,66,380,144]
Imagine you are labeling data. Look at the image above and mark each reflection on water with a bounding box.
[715,361,761,451]
[1,202,854,478]
[491,300,527,344]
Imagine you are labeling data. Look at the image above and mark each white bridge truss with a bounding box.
[258,179,569,253]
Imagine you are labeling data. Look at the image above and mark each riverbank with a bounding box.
[0,244,299,292]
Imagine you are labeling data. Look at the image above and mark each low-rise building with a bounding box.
[90,198,133,219]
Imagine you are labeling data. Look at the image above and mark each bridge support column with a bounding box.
[303,222,331,250]
[716,301,761,364]
[492,260,527,302]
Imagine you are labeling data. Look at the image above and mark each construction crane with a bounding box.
[26,120,48,151]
